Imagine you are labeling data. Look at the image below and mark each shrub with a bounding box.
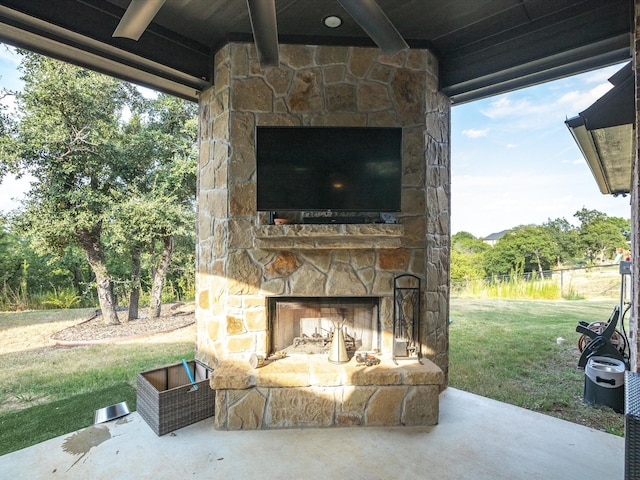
[41,288,81,309]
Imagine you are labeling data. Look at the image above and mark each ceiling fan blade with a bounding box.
[113,0,166,40]
[337,0,408,55]
[246,0,279,68]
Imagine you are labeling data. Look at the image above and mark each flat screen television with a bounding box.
[256,126,402,212]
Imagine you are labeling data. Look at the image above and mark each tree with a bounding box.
[0,212,95,310]
[574,208,629,263]
[107,94,197,319]
[5,53,135,324]
[542,217,580,266]
[450,232,489,280]
[0,53,197,318]
[0,214,21,290]
[483,225,556,277]
[0,88,15,179]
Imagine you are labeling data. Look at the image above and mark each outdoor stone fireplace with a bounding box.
[195,43,450,429]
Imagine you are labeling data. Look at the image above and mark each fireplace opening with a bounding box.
[267,297,380,356]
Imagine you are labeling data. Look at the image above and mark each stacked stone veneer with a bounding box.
[211,356,444,429]
[196,43,450,382]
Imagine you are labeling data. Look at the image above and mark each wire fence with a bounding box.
[451,264,627,300]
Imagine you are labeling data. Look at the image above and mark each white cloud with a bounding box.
[583,66,623,84]
[451,63,632,237]
[557,82,613,113]
[477,77,615,132]
[0,90,18,115]
[480,95,559,126]
[462,128,488,138]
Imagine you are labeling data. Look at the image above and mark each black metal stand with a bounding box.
[576,306,626,367]
[393,274,422,365]
[576,261,631,368]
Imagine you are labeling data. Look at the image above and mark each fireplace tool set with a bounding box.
[393,274,423,365]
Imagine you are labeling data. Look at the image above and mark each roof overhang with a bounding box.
[0,4,209,101]
[0,0,633,104]
[565,62,635,196]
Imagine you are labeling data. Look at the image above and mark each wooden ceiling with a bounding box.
[0,0,632,102]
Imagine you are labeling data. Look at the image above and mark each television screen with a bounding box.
[256,126,402,212]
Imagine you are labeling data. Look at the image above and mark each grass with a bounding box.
[0,308,96,328]
[453,277,563,300]
[0,299,627,456]
[0,384,135,453]
[449,298,625,436]
[0,309,194,456]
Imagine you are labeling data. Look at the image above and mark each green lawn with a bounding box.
[449,298,625,435]
[0,308,194,456]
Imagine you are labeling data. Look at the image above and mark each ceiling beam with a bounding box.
[246,0,279,68]
[0,4,209,101]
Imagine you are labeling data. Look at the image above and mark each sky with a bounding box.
[0,45,30,212]
[451,62,631,238]
[0,45,632,237]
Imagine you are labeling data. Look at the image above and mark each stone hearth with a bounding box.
[212,356,443,429]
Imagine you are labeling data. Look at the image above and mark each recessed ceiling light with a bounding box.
[323,15,343,28]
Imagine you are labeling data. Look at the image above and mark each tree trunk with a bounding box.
[149,235,174,319]
[534,251,544,278]
[77,228,120,325]
[70,262,85,298]
[128,246,141,321]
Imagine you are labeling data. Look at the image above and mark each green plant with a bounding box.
[0,281,29,311]
[452,275,561,300]
[41,287,82,309]
[562,282,585,300]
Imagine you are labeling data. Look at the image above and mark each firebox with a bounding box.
[267,297,380,356]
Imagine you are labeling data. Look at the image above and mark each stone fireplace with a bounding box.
[195,43,450,429]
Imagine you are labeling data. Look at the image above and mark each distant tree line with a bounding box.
[0,51,196,321]
[452,208,630,281]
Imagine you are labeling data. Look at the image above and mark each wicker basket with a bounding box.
[137,360,214,436]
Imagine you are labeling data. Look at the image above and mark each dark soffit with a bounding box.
[0,0,633,102]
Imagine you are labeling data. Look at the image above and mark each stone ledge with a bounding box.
[214,383,441,430]
[252,224,404,250]
[210,355,444,390]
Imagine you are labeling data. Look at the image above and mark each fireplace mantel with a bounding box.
[253,224,404,250]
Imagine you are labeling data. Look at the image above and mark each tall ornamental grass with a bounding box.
[453,276,562,300]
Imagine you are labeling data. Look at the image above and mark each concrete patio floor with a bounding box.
[0,388,624,479]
